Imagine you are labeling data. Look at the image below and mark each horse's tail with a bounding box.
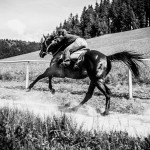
[107,51,144,77]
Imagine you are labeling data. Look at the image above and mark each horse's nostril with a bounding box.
[39,53,42,58]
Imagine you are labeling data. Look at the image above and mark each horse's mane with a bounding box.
[48,39,67,56]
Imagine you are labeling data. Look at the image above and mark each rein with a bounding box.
[45,41,54,54]
[46,41,64,57]
[52,45,64,57]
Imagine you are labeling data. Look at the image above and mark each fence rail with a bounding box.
[0,59,150,99]
[0,60,50,63]
[128,58,150,99]
[0,60,49,89]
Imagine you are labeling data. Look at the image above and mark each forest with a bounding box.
[0,39,39,59]
[56,0,150,38]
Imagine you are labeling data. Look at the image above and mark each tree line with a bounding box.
[55,0,150,38]
[0,0,150,59]
[0,39,39,59]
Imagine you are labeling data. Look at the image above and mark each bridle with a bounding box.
[42,38,63,57]
[44,40,53,55]
[40,37,54,56]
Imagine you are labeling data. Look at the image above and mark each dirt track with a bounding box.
[1,84,150,138]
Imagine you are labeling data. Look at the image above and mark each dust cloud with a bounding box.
[1,90,150,138]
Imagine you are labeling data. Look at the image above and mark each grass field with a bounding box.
[1,107,150,150]
[0,27,150,149]
[1,27,150,84]
[2,27,150,62]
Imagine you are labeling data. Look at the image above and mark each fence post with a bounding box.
[26,61,30,89]
[128,69,133,99]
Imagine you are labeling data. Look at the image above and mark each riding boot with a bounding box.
[73,52,85,70]
[62,59,71,67]
[73,60,81,70]
[58,54,63,64]
[62,49,71,67]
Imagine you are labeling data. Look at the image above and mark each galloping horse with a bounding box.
[27,35,143,115]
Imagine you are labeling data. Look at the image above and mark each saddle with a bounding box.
[70,48,89,60]
[57,48,90,69]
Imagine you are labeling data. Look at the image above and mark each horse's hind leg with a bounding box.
[48,76,55,94]
[71,81,95,111]
[27,68,53,92]
[96,79,110,116]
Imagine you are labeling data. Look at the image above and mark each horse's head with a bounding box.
[39,34,54,58]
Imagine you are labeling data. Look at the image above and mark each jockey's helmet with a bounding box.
[57,29,67,36]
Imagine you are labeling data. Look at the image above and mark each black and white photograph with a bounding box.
[0,0,150,149]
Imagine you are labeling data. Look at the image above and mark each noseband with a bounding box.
[41,40,54,55]
[45,41,54,54]
[41,38,63,57]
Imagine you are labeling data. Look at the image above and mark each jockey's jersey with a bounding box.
[56,34,79,47]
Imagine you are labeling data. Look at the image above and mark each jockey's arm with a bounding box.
[50,36,65,48]
[54,36,64,43]
[48,36,66,52]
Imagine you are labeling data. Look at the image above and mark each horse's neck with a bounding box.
[52,46,64,57]
[52,51,63,58]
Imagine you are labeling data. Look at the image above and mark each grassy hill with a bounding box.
[2,27,150,61]
[87,27,150,57]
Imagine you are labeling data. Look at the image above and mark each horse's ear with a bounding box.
[40,37,43,43]
[43,34,46,39]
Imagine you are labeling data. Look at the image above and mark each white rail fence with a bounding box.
[0,59,149,99]
[0,60,49,89]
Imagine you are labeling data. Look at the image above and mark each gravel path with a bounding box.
[0,87,150,137]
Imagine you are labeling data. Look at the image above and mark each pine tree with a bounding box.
[80,6,87,37]
[129,5,138,29]
[144,0,150,27]
[62,19,70,31]
[73,14,82,36]
[137,0,146,28]
[54,0,149,39]
[110,0,120,32]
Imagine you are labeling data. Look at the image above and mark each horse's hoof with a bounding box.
[73,65,80,70]
[26,88,31,92]
[101,111,109,116]
[71,106,79,112]
[64,102,71,107]
[50,89,55,94]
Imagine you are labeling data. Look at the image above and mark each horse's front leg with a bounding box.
[48,76,55,94]
[27,68,51,92]
[71,81,95,111]
[95,79,111,116]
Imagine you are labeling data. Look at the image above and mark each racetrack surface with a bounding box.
[0,86,150,138]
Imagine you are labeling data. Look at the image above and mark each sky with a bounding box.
[0,0,98,42]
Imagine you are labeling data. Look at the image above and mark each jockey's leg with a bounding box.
[62,44,74,66]
[62,50,71,67]
[74,51,86,70]
[62,38,87,67]
[73,38,87,69]
[63,48,71,62]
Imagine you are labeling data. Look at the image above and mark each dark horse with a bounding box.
[27,35,143,115]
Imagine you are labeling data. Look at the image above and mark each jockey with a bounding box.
[54,29,88,67]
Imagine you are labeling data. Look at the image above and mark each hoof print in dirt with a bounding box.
[101,111,109,116]
[64,102,71,107]
[70,106,79,112]
[57,105,73,113]
[26,88,31,92]
[50,89,55,94]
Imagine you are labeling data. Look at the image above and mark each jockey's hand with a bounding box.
[51,39,59,45]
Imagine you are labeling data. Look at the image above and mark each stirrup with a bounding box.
[62,60,71,67]
[74,60,82,70]
[73,64,80,70]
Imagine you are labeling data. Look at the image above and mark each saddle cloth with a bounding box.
[70,49,88,60]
